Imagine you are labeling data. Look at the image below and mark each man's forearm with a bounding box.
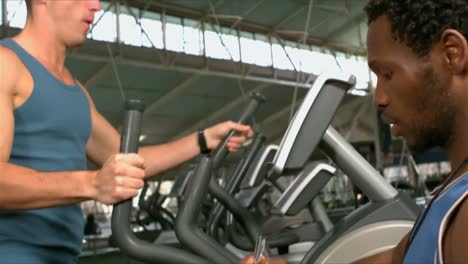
[139,132,199,178]
[138,121,252,178]
[0,162,95,210]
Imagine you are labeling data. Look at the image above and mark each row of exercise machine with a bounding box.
[110,72,420,264]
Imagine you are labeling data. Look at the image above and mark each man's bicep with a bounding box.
[443,197,468,263]
[85,103,120,167]
[391,231,410,263]
[0,94,14,161]
[76,82,120,166]
[0,50,16,162]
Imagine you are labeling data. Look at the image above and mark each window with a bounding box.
[240,33,271,66]
[272,43,294,71]
[166,16,184,52]
[0,0,3,26]
[182,18,203,55]
[7,0,26,28]
[337,56,370,89]
[204,25,239,61]
[141,17,164,49]
[119,13,143,46]
[1,2,375,91]
[90,10,117,42]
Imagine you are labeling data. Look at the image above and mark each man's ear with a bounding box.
[441,29,468,74]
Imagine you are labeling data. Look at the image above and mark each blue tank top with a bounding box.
[0,38,92,263]
[403,173,468,264]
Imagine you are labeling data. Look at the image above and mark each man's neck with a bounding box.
[14,18,67,74]
[446,110,468,181]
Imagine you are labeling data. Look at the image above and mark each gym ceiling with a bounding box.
[1,0,376,164]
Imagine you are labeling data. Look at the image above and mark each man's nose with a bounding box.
[373,81,390,108]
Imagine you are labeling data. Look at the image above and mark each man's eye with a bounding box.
[382,72,393,80]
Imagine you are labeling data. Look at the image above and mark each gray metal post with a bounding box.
[373,102,384,173]
[311,197,333,232]
[320,126,398,201]
[115,0,121,44]
[2,0,8,37]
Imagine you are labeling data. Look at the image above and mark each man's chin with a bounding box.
[407,140,437,154]
[67,40,86,49]
[65,35,87,49]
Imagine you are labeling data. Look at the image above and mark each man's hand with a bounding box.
[240,255,288,264]
[204,121,253,152]
[91,153,145,205]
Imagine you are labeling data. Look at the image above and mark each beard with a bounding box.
[407,66,457,153]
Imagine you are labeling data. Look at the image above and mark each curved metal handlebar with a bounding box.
[175,93,266,264]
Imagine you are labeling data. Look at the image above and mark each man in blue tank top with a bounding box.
[0,0,253,263]
[242,0,468,264]
[356,1,468,263]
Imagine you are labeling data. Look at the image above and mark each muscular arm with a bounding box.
[82,84,249,178]
[443,197,468,263]
[139,121,250,176]
[85,107,204,178]
[0,47,95,210]
[82,92,201,178]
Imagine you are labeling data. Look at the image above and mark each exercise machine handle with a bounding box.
[112,99,208,264]
[212,93,266,168]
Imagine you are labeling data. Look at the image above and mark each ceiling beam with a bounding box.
[259,98,304,128]
[302,0,315,43]
[173,82,271,139]
[84,63,112,87]
[230,0,266,29]
[258,98,305,143]
[322,13,367,45]
[272,2,351,30]
[145,73,201,113]
[68,49,313,89]
[273,6,306,29]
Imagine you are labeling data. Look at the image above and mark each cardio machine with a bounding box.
[176,72,418,263]
[112,72,419,264]
[267,72,419,263]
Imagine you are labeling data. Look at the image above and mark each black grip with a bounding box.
[119,99,145,153]
[211,93,265,168]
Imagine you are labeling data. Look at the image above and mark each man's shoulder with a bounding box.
[0,45,24,75]
[442,194,467,262]
[0,44,21,63]
[0,45,25,92]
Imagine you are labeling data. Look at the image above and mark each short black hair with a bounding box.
[365,0,468,57]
